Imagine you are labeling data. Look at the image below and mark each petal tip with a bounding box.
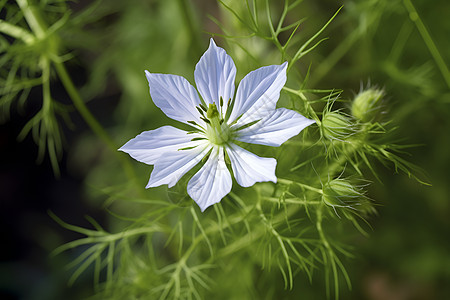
[144,70,152,82]
[307,118,316,126]
[118,143,129,153]
[199,203,209,212]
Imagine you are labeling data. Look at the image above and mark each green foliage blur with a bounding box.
[1,0,449,299]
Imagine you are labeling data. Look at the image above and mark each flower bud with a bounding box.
[322,179,361,207]
[321,111,352,140]
[322,179,374,214]
[351,88,384,122]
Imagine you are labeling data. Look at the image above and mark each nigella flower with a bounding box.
[120,39,315,211]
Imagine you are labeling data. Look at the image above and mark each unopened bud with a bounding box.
[322,179,360,207]
[351,88,384,122]
[321,111,352,140]
[322,179,374,214]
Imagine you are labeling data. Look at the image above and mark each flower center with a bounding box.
[205,103,231,145]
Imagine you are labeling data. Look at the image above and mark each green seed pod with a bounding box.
[322,179,361,207]
[321,111,353,140]
[322,179,375,214]
[351,88,384,122]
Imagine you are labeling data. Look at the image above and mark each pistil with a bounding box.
[205,103,230,145]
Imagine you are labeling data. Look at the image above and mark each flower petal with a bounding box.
[145,71,204,125]
[187,146,232,212]
[147,142,211,188]
[226,143,277,187]
[194,39,236,116]
[234,108,315,147]
[119,126,204,165]
[228,62,288,126]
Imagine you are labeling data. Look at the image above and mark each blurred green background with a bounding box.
[1,0,449,299]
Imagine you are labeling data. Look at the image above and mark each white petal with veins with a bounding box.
[119,126,204,165]
[226,143,277,187]
[234,108,315,147]
[147,141,211,188]
[194,39,236,116]
[187,146,232,212]
[145,71,204,126]
[229,62,287,126]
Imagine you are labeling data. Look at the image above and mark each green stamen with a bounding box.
[201,148,213,163]
[200,117,211,124]
[234,119,260,131]
[199,103,208,112]
[178,145,198,151]
[187,120,199,126]
[196,106,205,116]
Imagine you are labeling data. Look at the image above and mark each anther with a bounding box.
[224,149,231,164]
[191,137,206,141]
[201,148,213,163]
[178,145,198,151]
[200,117,211,124]
[199,103,207,112]
[196,106,205,116]
[220,96,224,107]
[234,119,260,131]
[230,114,243,126]
[187,120,199,127]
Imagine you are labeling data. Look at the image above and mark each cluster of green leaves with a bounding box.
[0,0,73,174]
[0,0,134,177]
[2,0,436,299]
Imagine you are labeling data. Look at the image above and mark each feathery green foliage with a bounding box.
[2,0,443,299]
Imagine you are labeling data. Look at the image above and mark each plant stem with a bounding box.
[316,204,338,299]
[403,0,450,88]
[283,86,321,124]
[16,0,140,184]
[277,178,323,194]
[16,0,46,38]
[176,0,203,56]
[0,20,35,43]
[53,62,138,183]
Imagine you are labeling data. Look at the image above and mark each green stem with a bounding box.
[310,28,359,87]
[403,0,450,88]
[283,86,321,125]
[277,178,323,194]
[0,20,35,43]
[53,62,138,183]
[53,63,115,151]
[16,0,46,38]
[263,196,321,205]
[176,0,203,56]
[316,205,331,253]
[16,0,140,184]
[290,6,342,74]
[41,57,61,175]
[316,204,338,299]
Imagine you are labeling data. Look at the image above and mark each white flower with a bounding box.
[119,39,315,211]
